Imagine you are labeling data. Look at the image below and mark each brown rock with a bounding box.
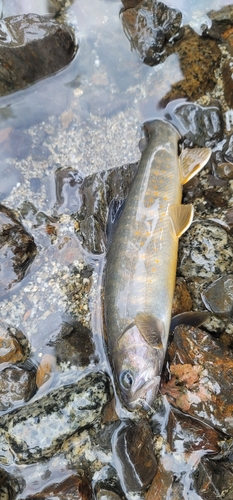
[36,353,56,389]
[172,277,192,316]
[0,321,30,366]
[145,461,173,500]
[0,14,76,96]
[222,61,233,108]
[164,27,221,102]
[115,420,157,492]
[121,0,142,9]
[25,475,91,500]
[162,325,233,435]
[0,204,37,294]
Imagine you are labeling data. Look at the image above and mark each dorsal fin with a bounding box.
[134,313,164,349]
[180,147,211,185]
[168,204,194,237]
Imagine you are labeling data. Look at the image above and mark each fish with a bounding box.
[104,119,211,411]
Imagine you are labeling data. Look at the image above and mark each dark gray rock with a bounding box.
[202,275,233,318]
[0,14,76,96]
[121,0,182,65]
[0,205,37,295]
[193,458,233,500]
[75,163,138,254]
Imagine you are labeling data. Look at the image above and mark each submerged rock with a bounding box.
[0,14,76,96]
[75,163,138,254]
[0,371,111,464]
[0,205,37,295]
[0,367,36,412]
[0,320,30,366]
[162,325,233,435]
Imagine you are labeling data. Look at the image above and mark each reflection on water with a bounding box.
[0,0,232,497]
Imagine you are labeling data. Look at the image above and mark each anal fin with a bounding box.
[180,147,211,185]
[168,204,194,237]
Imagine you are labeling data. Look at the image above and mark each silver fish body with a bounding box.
[105,119,211,410]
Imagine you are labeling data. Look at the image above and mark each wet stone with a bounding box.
[0,204,37,295]
[95,489,122,500]
[202,275,233,318]
[145,461,173,500]
[76,163,138,254]
[0,371,111,464]
[114,420,157,493]
[168,409,220,454]
[0,367,36,412]
[25,475,92,500]
[164,27,221,102]
[193,458,233,500]
[162,325,233,435]
[121,0,182,65]
[0,321,30,366]
[174,102,223,148]
[208,4,233,27]
[0,468,22,500]
[0,14,76,96]
[51,167,83,215]
[49,321,96,368]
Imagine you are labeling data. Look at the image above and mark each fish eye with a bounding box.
[119,370,134,390]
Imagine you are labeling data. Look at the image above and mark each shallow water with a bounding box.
[0,0,233,498]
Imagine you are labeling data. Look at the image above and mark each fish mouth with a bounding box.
[124,373,161,410]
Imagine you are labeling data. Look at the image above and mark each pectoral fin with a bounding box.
[180,147,211,185]
[168,204,194,237]
[134,313,164,349]
[170,311,210,332]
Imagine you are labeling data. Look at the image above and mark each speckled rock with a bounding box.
[178,222,233,279]
[121,0,182,65]
[114,421,157,493]
[0,371,111,464]
[24,475,92,500]
[0,14,76,96]
[0,468,22,500]
[162,325,233,435]
[164,27,221,102]
[0,205,37,295]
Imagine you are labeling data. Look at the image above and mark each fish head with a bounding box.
[114,313,165,411]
